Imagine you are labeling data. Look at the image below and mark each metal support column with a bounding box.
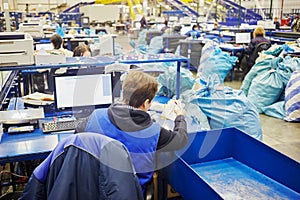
[4,0,11,32]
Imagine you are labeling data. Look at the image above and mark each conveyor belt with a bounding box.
[273,31,300,39]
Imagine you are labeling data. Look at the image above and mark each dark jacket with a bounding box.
[244,35,271,55]
[85,104,188,191]
[106,104,187,151]
[140,17,147,29]
[274,21,280,30]
[244,36,271,67]
[20,132,143,200]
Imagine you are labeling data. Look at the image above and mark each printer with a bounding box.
[18,23,44,38]
[0,32,35,66]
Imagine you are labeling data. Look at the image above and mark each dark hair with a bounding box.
[73,44,91,57]
[192,25,198,30]
[50,34,63,49]
[122,71,158,108]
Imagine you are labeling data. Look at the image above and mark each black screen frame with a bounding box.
[53,71,114,113]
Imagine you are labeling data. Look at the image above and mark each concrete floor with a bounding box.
[225,81,300,163]
[114,34,300,163]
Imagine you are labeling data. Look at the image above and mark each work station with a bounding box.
[0,0,300,199]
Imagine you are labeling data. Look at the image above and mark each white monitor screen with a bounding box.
[35,43,53,51]
[54,74,112,110]
[235,32,251,44]
[82,17,89,24]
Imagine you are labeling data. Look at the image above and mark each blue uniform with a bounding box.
[85,108,161,191]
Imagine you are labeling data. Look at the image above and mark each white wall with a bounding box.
[80,5,120,22]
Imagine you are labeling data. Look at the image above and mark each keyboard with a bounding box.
[42,120,77,133]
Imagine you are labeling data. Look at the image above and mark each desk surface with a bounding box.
[0,129,74,164]
[219,44,245,51]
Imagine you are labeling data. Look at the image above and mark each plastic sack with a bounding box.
[262,101,286,119]
[191,75,262,140]
[156,63,195,98]
[180,89,211,130]
[147,36,163,54]
[265,44,294,57]
[136,29,148,47]
[281,56,300,71]
[129,29,148,54]
[198,42,238,82]
[285,71,300,122]
[256,50,275,63]
[247,61,293,113]
[198,40,215,72]
[241,57,282,96]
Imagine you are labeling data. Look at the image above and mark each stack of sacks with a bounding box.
[241,57,294,116]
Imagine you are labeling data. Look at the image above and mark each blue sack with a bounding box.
[262,101,286,119]
[285,71,300,122]
[247,60,293,113]
[198,44,237,82]
[191,75,262,140]
[241,57,282,96]
[157,63,195,98]
[147,36,163,54]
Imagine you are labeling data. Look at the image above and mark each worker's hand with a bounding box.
[174,100,186,116]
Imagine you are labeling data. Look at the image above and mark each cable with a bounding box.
[0,170,29,180]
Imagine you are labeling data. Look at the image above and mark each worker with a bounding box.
[274,17,281,30]
[140,14,148,29]
[85,71,187,195]
[50,34,73,57]
[291,15,300,32]
[241,26,271,74]
[73,44,92,57]
[185,24,201,38]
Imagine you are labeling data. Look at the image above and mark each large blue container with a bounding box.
[162,128,300,199]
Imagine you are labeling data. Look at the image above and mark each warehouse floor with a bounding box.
[115,34,300,163]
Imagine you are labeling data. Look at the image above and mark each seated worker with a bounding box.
[50,33,73,57]
[85,71,187,194]
[244,26,271,56]
[73,44,92,57]
[30,34,73,93]
[185,24,201,38]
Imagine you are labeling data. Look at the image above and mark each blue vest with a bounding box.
[85,108,160,189]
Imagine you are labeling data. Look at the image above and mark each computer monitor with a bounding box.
[235,32,251,44]
[81,16,90,29]
[53,73,113,111]
[35,43,53,51]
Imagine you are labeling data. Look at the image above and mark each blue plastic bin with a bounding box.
[162,128,300,199]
